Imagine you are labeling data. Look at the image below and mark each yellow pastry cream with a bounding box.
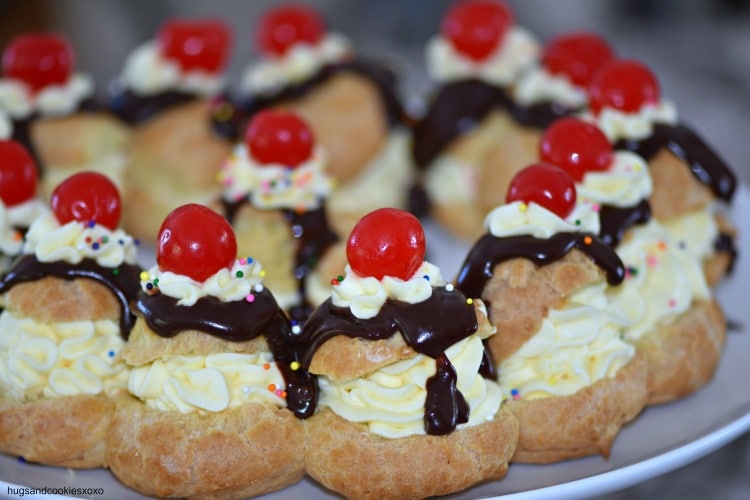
[302,260,505,438]
[0,213,141,403]
[130,257,309,415]
[456,199,632,402]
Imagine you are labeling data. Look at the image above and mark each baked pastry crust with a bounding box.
[648,147,715,221]
[108,396,305,500]
[304,406,518,500]
[635,299,725,405]
[506,354,648,463]
[0,393,117,468]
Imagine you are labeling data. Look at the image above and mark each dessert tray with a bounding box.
[1,185,748,499]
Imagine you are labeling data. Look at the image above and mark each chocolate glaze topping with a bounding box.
[135,288,317,418]
[411,79,577,169]
[0,254,141,336]
[715,232,738,275]
[234,59,406,142]
[299,287,486,435]
[456,232,626,301]
[109,88,198,125]
[614,123,736,202]
[598,199,652,247]
[222,198,339,321]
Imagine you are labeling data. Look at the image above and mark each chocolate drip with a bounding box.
[135,289,317,418]
[411,79,578,168]
[424,354,470,435]
[479,339,497,381]
[221,197,339,321]
[109,88,198,125]
[412,79,509,168]
[237,59,406,138]
[300,287,484,434]
[455,232,625,300]
[614,123,736,202]
[598,199,652,247]
[714,232,738,275]
[0,254,141,336]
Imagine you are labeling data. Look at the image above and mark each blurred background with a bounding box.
[1,1,749,498]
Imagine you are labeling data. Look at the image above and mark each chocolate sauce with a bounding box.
[108,88,198,125]
[598,199,652,247]
[455,232,626,301]
[614,123,736,202]
[0,254,141,336]
[236,58,406,139]
[135,288,317,418]
[222,197,339,321]
[411,79,577,169]
[424,354,469,435]
[714,232,738,275]
[299,287,485,434]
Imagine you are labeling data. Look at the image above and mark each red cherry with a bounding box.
[588,59,660,115]
[542,32,615,88]
[2,33,74,93]
[157,204,237,283]
[157,18,232,73]
[51,172,121,230]
[505,163,577,219]
[256,4,325,57]
[441,0,514,62]
[346,208,426,281]
[0,140,37,207]
[245,110,314,167]
[540,118,613,182]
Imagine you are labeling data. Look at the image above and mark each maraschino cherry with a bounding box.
[157,204,237,283]
[245,110,314,167]
[588,59,660,115]
[256,4,325,57]
[2,33,74,93]
[157,18,232,73]
[540,118,613,182]
[0,140,37,207]
[347,208,426,281]
[542,32,615,88]
[441,0,514,61]
[51,172,121,230]
[506,163,577,218]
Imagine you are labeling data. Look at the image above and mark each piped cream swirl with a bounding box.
[513,66,587,108]
[332,261,444,320]
[576,151,652,208]
[426,28,539,86]
[143,257,265,306]
[0,74,94,119]
[219,144,333,211]
[0,199,46,257]
[485,200,600,239]
[241,33,352,95]
[0,110,11,138]
[120,42,225,97]
[23,212,138,268]
[581,100,678,142]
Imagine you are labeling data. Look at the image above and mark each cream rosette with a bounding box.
[485,200,600,239]
[513,66,588,108]
[581,100,678,142]
[0,73,93,119]
[576,151,652,208]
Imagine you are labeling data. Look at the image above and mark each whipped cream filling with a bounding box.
[426,28,540,86]
[240,33,353,95]
[0,74,94,119]
[0,199,46,256]
[0,312,128,403]
[219,144,333,211]
[120,41,225,97]
[143,257,265,307]
[0,110,11,138]
[128,351,287,413]
[661,209,720,265]
[485,200,600,239]
[319,327,503,438]
[499,283,634,400]
[23,212,138,268]
[513,66,588,108]
[608,220,710,342]
[581,100,678,142]
[332,261,444,320]
[576,151,652,208]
